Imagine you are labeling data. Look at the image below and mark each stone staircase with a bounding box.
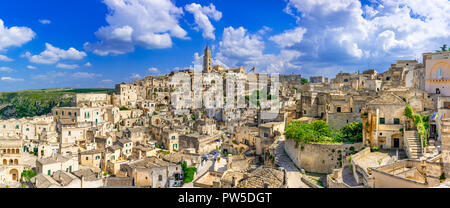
[404,131,423,159]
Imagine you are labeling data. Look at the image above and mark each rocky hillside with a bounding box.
[0,88,113,119]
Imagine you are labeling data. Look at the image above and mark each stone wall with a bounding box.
[327,112,362,130]
[284,139,364,174]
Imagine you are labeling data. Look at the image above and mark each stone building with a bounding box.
[424,51,450,95]
[362,93,407,149]
[0,136,24,183]
[123,156,183,187]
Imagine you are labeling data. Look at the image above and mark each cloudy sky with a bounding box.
[0,0,448,91]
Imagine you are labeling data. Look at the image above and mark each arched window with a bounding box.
[439,69,443,79]
[9,159,13,165]
[2,159,6,165]
[14,159,18,165]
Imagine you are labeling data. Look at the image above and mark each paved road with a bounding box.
[274,138,309,188]
[342,166,359,186]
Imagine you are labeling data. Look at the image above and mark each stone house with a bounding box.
[79,149,103,169]
[0,136,24,183]
[116,138,133,158]
[36,154,79,175]
[123,156,183,187]
[362,93,407,149]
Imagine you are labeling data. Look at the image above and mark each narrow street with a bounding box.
[273,137,309,188]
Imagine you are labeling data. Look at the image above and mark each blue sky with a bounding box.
[0,0,448,91]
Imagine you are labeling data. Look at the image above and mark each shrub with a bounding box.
[21,169,36,181]
[404,106,413,118]
[181,161,197,184]
[440,173,446,180]
[119,106,130,111]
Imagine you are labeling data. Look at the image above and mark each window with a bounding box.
[172,136,175,140]
[48,170,51,176]
[15,125,19,129]
[158,175,163,181]
[264,133,268,138]
[303,110,307,114]
[86,157,89,160]
[43,128,46,132]
[95,155,100,160]
[68,112,72,116]
[337,107,341,113]
[439,69,443,79]
[379,118,385,124]
[26,128,29,131]
[394,118,400,124]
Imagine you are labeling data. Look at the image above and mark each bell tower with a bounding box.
[203,44,212,73]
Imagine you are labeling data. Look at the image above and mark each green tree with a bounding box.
[21,169,36,181]
[301,78,309,85]
[404,105,413,118]
[340,121,363,142]
[436,44,448,52]
[181,161,197,184]
[285,120,343,144]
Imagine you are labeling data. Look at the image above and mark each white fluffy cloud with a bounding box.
[0,66,14,72]
[148,67,159,73]
[0,55,13,62]
[214,26,302,73]
[130,73,142,80]
[185,3,222,40]
[1,76,23,81]
[269,27,307,48]
[0,19,35,51]
[56,63,79,69]
[27,65,36,70]
[72,72,101,79]
[24,43,87,64]
[282,0,450,76]
[217,27,264,64]
[84,0,188,56]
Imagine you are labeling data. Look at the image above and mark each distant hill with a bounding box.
[0,88,114,119]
